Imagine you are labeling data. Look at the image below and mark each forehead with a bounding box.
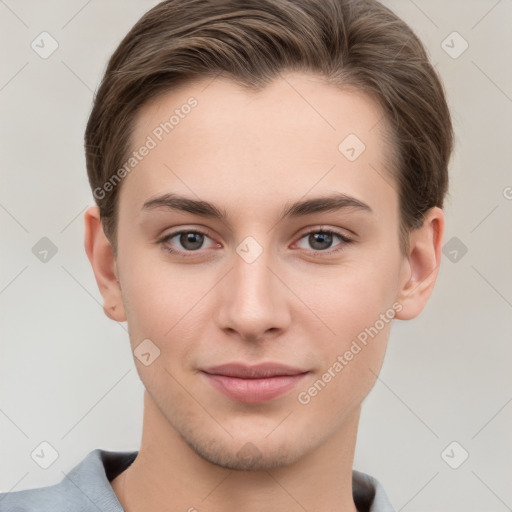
[120,71,396,222]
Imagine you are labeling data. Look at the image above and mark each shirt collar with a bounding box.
[68,449,396,512]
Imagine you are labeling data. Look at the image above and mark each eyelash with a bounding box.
[157,227,354,259]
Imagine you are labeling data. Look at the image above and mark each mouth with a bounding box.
[200,362,310,403]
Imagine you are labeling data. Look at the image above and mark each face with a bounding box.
[111,72,409,470]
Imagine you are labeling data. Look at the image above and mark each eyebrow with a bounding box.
[141,192,373,222]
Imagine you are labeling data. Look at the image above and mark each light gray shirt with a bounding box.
[0,449,396,511]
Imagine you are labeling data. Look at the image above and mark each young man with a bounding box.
[0,0,452,511]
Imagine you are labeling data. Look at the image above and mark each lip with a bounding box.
[201,363,309,403]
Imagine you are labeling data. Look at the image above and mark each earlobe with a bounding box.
[84,206,127,322]
[394,207,445,321]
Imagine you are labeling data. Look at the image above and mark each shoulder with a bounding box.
[0,449,138,512]
[352,469,396,512]
[0,479,83,512]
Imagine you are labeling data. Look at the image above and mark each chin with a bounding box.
[195,440,304,471]
[180,425,312,471]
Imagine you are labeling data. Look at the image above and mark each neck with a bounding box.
[111,392,361,512]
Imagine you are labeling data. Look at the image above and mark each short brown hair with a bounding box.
[85,0,453,258]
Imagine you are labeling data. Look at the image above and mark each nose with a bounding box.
[214,242,291,343]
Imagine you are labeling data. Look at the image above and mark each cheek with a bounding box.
[299,252,399,385]
[120,248,201,328]
[297,300,392,416]
[119,257,213,372]
[303,261,396,337]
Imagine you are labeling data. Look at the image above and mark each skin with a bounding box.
[84,71,444,512]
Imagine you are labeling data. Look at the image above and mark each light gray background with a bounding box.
[1,1,511,511]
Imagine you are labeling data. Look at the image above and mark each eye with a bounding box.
[295,228,353,255]
[159,229,218,257]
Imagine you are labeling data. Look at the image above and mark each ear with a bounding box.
[83,206,126,322]
[394,207,445,320]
